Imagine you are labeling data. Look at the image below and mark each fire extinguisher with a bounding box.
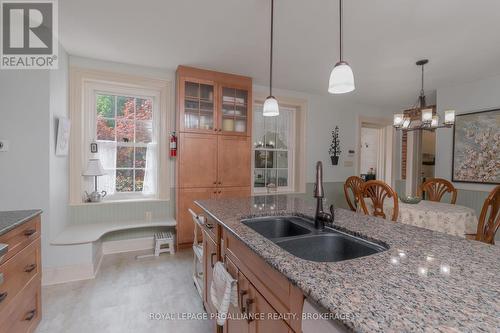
[170,132,177,158]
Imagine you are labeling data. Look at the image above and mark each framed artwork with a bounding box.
[452,109,499,184]
[55,117,71,156]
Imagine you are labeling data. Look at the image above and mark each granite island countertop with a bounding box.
[0,210,42,236]
[196,195,500,333]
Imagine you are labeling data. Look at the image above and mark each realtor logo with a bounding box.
[1,0,58,69]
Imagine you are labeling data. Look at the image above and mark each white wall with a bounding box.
[436,74,500,192]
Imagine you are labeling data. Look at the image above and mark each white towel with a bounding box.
[210,261,238,326]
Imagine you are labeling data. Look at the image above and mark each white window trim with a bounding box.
[252,104,296,194]
[252,93,307,194]
[69,67,172,205]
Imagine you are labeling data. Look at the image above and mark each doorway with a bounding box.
[357,117,395,187]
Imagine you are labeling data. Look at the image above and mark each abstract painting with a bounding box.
[452,109,499,184]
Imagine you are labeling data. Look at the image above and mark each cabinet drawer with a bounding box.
[203,216,218,244]
[0,277,41,333]
[0,216,40,265]
[0,239,40,314]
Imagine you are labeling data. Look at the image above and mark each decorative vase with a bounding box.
[330,156,339,165]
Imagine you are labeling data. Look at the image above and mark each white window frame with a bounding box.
[252,104,296,194]
[69,68,171,205]
[89,86,160,201]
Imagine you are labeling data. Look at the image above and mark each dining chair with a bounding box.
[344,176,365,211]
[466,186,499,245]
[419,178,457,204]
[359,180,399,222]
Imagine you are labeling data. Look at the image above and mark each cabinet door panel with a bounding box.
[178,78,217,134]
[217,136,251,187]
[219,86,252,136]
[179,133,218,188]
[251,284,291,333]
[203,231,217,313]
[177,188,215,245]
[224,257,251,333]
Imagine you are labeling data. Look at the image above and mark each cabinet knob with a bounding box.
[245,298,255,322]
[24,263,37,273]
[24,229,36,237]
[218,191,221,194]
[24,309,36,321]
[210,253,217,268]
[213,181,217,185]
[218,181,222,185]
[0,292,7,303]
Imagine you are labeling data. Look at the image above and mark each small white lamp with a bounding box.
[444,110,456,125]
[83,158,107,202]
[393,113,404,128]
[421,108,433,124]
[431,115,439,128]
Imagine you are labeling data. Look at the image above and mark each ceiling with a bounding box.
[59,0,500,110]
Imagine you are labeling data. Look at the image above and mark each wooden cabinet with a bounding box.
[178,133,218,188]
[199,215,303,333]
[177,188,215,245]
[0,214,42,333]
[176,66,252,247]
[217,136,251,187]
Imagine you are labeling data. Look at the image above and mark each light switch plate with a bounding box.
[0,140,9,152]
[344,160,353,167]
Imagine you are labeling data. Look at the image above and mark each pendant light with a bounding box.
[263,0,279,116]
[328,0,355,94]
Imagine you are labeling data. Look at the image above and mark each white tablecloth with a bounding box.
[358,199,478,237]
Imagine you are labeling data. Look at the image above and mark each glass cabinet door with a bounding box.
[220,86,249,135]
[182,80,215,132]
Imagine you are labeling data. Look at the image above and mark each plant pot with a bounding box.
[330,156,339,165]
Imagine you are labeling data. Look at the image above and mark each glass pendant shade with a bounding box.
[444,110,456,125]
[328,61,355,94]
[431,115,439,128]
[421,108,433,124]
[393,113,404,128]
[402,117,411,129]
[263,96,279,117]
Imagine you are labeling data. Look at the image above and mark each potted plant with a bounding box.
[328,126,341,165]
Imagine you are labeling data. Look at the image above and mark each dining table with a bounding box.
[357,199,478,238]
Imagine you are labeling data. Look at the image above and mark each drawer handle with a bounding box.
[205,223,213,229]
[210,253,217,268]
[24,309,36,321]
[24,264,37,273]
[239,290,247,310]
[0,292,7,303]
[245,298,255,323]
[24,229,36,237]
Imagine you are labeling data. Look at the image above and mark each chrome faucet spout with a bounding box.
[313,161,333,229]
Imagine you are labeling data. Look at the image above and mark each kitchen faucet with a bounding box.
[313,161,334,230]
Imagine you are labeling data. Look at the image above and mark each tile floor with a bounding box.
[36,250,212,333]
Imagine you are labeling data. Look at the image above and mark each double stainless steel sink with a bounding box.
[241,216,387,262]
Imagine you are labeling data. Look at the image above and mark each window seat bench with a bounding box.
[51,219,177,245]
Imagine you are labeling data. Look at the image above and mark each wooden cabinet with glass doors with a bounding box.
[176,66,252,248]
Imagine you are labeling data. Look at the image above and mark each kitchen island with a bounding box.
[196,195,500,332]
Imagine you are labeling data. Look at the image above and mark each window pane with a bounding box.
[96,94,115,119]
[116,120,134,142]
[135,169,145,192]
[276,151,288,168]
[200,84,213,101]
[136,121,153,143]
[264,116,277,148]
[276,109,290,149]
[185,81,199,98]
[136,98,152,120]
[135,147,147,168]
[117,147,133,168]
[265,169,277,187]
[117,96,135,119]
[235,89,247,105]
[253,109,265,148]
[266,151,275,168]
[254,150,266,169]
[97,118,115,141]
[278,169,288,187]
[116,169,133,192]
[254,169,265,188]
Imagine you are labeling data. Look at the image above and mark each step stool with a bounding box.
[154,231,175,256]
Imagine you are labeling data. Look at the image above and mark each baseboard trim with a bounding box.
[42,263,96,286]
[102,237,154,255]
